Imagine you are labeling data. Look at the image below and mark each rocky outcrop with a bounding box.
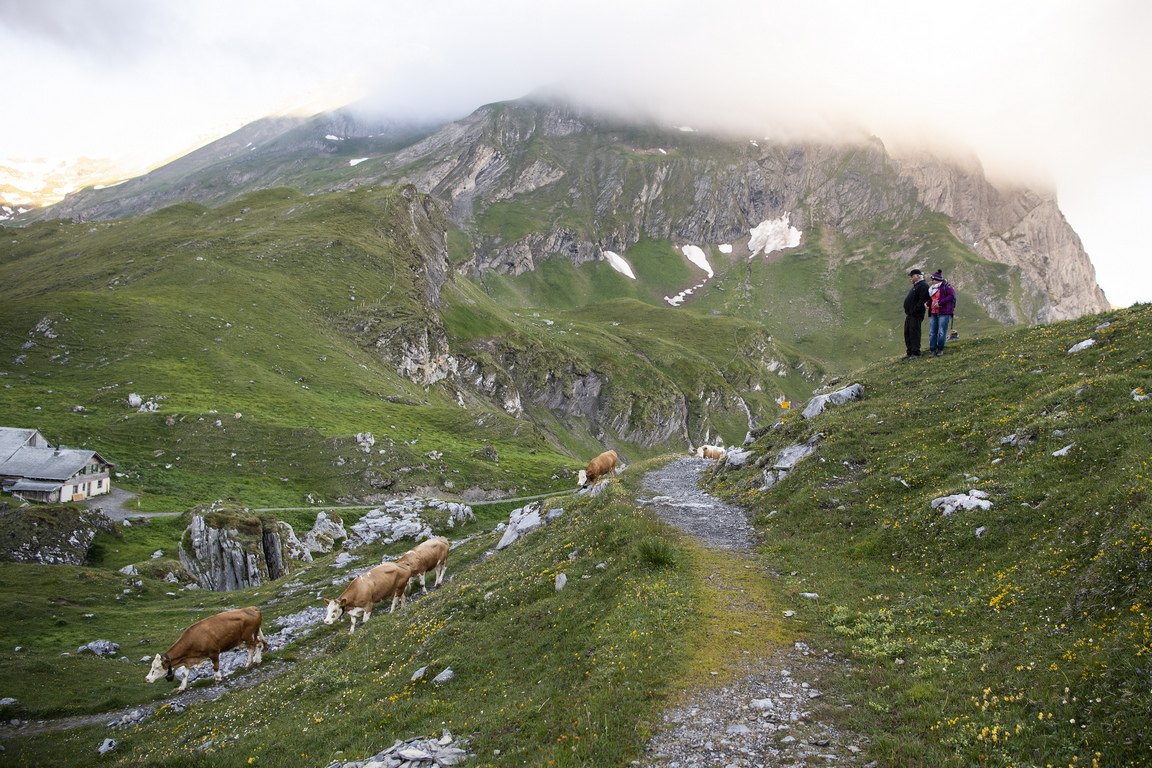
[893,150,1110,320]
[382,99,1108,324]
[0,505,116,565]
[303,511,348,554]
[178,504,310,592]
[346,496,474,549]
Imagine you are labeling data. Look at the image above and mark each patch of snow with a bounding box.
[718,243,733,254]
[94,180,128,190]
[325,135,343,141]
[681,245,714,277]
[602,251,636,280]
[349,158,369,166]
[748,214,802,257]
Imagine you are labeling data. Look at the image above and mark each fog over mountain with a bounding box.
[2,0,1149,304]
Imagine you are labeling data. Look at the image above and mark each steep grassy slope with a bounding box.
[689,216,1017,368]
[0,475,712,768]
[0,186,578,510]
[705,302,1152,766]
[1,184,827,512]
[0,306,1148,767]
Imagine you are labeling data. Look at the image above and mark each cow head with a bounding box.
[144,653,170,684]
[577,469,588,487]
[322,597,347,625]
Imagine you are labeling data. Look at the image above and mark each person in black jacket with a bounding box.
[902,269,930,359]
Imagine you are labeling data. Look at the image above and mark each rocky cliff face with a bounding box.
[892,151,1110,320]
[178,505,310,592]
[375,100,1108,322]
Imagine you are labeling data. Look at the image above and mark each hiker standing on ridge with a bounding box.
[927,270,956,357]
[902,268,930,360]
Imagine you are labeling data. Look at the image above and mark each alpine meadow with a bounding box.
[0,96,1148,768]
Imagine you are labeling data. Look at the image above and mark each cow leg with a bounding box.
[433,563,446,588]
[211,654,223,684]
[176,667,190,692]
[253,632,265,665]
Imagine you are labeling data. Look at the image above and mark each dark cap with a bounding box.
[931,271,944,280]
[908,269,922,276]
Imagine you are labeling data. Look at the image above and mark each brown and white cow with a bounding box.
[695,445,725,460]
[322,561,411,633]
[145,606,264,692]
[396,536,451,596]
[577,449,618,488]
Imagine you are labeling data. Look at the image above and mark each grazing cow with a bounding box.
[145,606,264,693]
[695,445,725,460]
[577,449,619,488]
[396,536,451,596]
[322,562,411,633]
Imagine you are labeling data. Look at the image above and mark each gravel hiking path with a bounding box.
[635,457,872,768]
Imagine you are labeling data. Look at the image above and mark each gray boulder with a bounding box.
[496,502,543,550]
[802,383,864,419]
[303,511,347,554]
[78,639,120,657]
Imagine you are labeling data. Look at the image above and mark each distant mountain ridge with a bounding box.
[11,95,1109,327]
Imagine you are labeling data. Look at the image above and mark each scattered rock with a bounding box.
[496,502,543,550]
[347,497,473,549]
[304,511,348,554]
[930,490,993,517]
[78,640,120,657]
[802,383,864,419]
[1067,339,1096,354]
[323,730,469,768]
[331,552,361,568]
[106,709,146,728]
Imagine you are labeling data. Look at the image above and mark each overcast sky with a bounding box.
[3,0,1149,306]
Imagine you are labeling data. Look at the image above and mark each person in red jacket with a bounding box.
[927,270,956,357]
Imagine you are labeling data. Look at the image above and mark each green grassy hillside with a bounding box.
[0,474,706,767]
[705,302,1152,766]
[0,186,579,510]
[0,306,1148,767]
[1,184,825,512]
